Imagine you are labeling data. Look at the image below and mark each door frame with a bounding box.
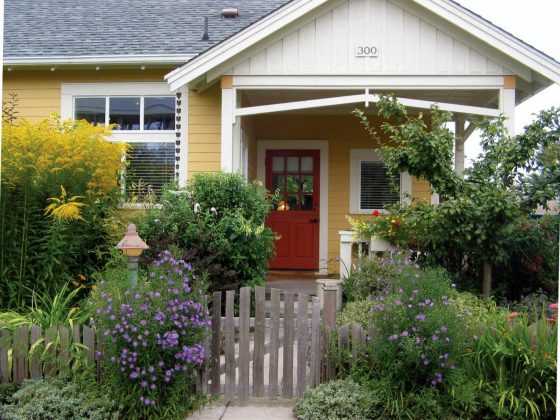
[257,140,329,274]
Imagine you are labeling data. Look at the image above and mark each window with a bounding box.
[349,149,411,214]
[62,83,176,198]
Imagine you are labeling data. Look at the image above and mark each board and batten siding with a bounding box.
[251,113,430,271]
[188,85,222,175]
[230,0,509,76]
[2,69,170,121]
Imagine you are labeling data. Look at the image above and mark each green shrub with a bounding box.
[451,291,497,330]
[138,173,275,293]
[293,379,380,420]
[343,252,412,302]
[464,310,557,419]
[0,375,121,419]
[92,250,210,418]
[336,300,375,329]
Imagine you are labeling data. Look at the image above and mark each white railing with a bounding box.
[338,230,389,279]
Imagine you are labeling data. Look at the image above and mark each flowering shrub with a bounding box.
[348,211,412,247]
[138,172,275,293]
[94,251,209,418]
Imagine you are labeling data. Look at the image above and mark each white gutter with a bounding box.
[3,54,196,66]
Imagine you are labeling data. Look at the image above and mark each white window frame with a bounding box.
[349,149,411,214]
[61,83,177,197]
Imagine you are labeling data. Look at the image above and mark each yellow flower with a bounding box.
[44,185,87,222]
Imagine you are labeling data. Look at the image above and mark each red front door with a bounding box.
[266,150,320,270]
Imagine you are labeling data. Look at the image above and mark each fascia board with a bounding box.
[165,0,329,91]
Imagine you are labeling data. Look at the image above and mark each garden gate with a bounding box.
[0,285,341,401]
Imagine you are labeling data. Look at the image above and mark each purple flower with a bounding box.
[423,360,430,366]
[416,314,426,322]
[388,334,399,341]
[401,331,409,337]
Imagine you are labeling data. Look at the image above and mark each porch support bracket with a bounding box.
[234,93,501,118]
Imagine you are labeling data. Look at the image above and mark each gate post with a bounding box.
[322,284,338,382]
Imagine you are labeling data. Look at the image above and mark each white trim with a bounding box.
[178,87,189,186]
[235,92,500,118]
[165,0,330,90]
[221,87,235,171]
[349,149,412,214]
[411,0,560,84]
[257,140,329,274]
[232,75,505,89]
[500,87,516,135]
[4,54,193,66]
[165,0,560,91]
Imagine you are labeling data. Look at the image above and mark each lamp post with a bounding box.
[116,223,149,289]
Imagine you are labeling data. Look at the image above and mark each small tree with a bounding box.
[353,97,559,297]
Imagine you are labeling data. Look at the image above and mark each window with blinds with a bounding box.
[360,161,400,210]
[126,142,175,197]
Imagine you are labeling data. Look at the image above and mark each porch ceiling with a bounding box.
[239,88,499,117]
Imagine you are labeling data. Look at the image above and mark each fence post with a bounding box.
[322,284,338,382]
[210,291,221,396]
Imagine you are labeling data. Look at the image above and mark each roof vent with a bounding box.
[202,17,209,41]
[221,7,238,18]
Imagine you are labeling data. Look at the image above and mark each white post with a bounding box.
[221,76,235,172]
[500,76,516,135]
[339,231,355,279]
[455,119,465,177]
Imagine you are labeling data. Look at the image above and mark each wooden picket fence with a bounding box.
[0,324,97,385]
[198,286,325,400]
[0,285,346,401]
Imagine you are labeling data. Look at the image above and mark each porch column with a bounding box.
[455,119,465,177]
[221,75,235,172]
[177,86,189,186]
[500,76,516,135]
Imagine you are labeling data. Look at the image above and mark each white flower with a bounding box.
[211,207,217,216]
[194,203,201,214]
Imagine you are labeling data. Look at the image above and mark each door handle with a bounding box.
[310,219,319,223]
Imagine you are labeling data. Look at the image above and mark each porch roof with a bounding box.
[166,0,560,102]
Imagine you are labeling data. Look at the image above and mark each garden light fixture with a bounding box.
[116,223,149,289]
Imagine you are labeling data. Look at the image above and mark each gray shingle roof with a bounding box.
[4,0,291,59]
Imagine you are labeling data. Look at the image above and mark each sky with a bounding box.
[455,0,560,165]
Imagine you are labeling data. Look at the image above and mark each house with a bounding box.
[4,0,560,274]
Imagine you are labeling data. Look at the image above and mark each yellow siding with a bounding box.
[3,69,170,121]
[188,85,221,176]
[252,114,378,270]
[412,177,432,202]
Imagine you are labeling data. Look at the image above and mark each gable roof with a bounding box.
[3,0,291,65]
[166,0,560,90]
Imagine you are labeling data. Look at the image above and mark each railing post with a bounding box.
[322,284,338,382]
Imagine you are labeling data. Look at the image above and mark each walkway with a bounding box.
[188,398,296,420]
[265,270,329,296]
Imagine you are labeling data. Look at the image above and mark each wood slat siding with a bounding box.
[296,293,309,397]
[225,290,236,400]
[253,286,266,397]
[210,291,221,395]
[282,292,295,399]
[30,325,43,378]
[232,0,508,76]
[2,69,169,122]
[238,287,251,400]
[268,288,281,399]
[188,85,221,176]
[13,327,28,384]
[0,329,9,383]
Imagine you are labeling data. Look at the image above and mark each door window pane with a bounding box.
[287,175,299,192]
[272,157,284,172]
[144,97,175,130]
[272,175,285,191]
[301,195,314,210]
[301,175,314,192]
[110,97,140,130]
[286,194,299,210]
[301,156,313,172]
[287,157,299,172]
[75,98,105,125]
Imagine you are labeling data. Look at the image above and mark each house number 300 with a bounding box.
[355,46,379,57]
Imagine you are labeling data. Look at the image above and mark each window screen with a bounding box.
[126,142,175,196]
[360,161,400,209]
